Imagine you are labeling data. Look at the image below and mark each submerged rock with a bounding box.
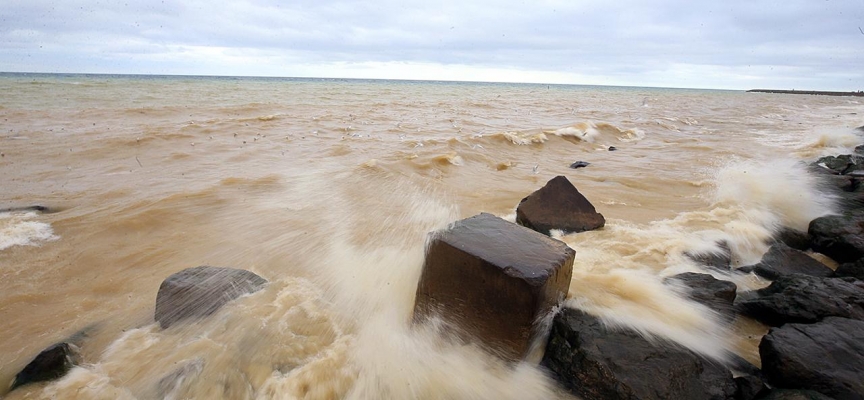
[738,243,833,280]
[808,214,864,264]
[516,175,605,235]
[542,308,737,400]
[760,317,864,399]
[685,241,732,270]
[664,272,736,317]
[0,205,50,214]
[736,275,864,326]
[413,213,574,360]
[569,161,591,169]
[11,343,80,390]
[155,266,268,329]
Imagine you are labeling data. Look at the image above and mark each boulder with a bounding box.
[835,258,864,280]
[413,213,574,360]
[516,176,605,235]
[684,242,732,270]
[664,272,736,317]
[569,161,590,169]
[10,343,80,390]
[0,205,50,214]
[774,228,811,251]
[734,375,767,400]
[542,308,737,400]
[760,317,864,399]
[855,144,864,155]
[736,275,864,326]
[155,266,268,329]
[757,389,838,400]
[815,155,863,175]
[808,214,864,264]
[738,243,833,280]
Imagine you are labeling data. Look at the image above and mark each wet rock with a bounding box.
[757,389,837,400]
[854,144,864,155]
[11,343,80,390]
[569,161,590,169]
[734,375,767,400]
[774,228,811,251]
[155,266,268,329]
[608,146,617,151]
[685,241,732,270]
[738,243,833,280]
[760,317,864,399]
[664,272,736,317]
[808,214,864,264]
[835,258,864,280]
[542,308,737,400]
[0,205,50,214]
[516,175,605,235]
[815,154,863,175]
[736,275,864,326]
[157,358,204,398]
[413,213,574,360]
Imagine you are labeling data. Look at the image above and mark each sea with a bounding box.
[1,72,861,399]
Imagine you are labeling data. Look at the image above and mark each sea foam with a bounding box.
[0,211,58,251]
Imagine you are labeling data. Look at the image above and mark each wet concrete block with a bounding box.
[413,213,575,360]
[516,175,605,235]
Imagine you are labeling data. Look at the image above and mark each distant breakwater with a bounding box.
[747,89,864,97]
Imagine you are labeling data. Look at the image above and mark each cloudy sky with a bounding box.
[1,0,862,90]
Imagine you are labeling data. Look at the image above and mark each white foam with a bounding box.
[0,211,58,250]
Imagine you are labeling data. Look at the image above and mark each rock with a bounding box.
[734,375,767,400]
[155,266,268,329]
[808,214,864,264]
[542,308,737,400]
[774,228,811,251]
[736,275,864,326]
[854,144,864,155]
[413,213,574,360]
[664,272,736,317]
[569,161,590,169]
[11,343,80,390]
[740,243,833,280]
[516,176,605,235]
[815,155,863,175]
[835,258,864,280]
[685,241,732,270]
[608,146,617,151]
[0,205,50,214]
[760,317,864,399]
[157,358,204,397]
[757,389,838,400]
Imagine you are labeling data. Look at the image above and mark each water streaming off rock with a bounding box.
[1,74,861,399]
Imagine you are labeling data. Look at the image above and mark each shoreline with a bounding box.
[747,89,864,97]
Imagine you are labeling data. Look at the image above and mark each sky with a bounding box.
[1,0,862,90]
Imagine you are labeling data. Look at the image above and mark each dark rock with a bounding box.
[736,275,864,326]
[608,146,617,151]
[741,243,833,280]
[664,272,736,317]
[516,176,605,235]
[413,213,574,360]
[835,258,864,280]
[756,389,837,400]
[11,343,80,390]
[569,161,590,169]
[808,214,864,264]
[685,241,732,270]
[155,266,268,329]
[774,228,811,251]
[735,375,767,400]
[760,317,864,399]
[815,155,863,175]
[854,144,864,155]
[0,205,50,214]
[542,308,737,400]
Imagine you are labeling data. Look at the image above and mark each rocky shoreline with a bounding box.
[7,131,864,399]
[747,89,864,97]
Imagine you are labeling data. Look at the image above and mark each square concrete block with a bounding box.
[413,213,575,360]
